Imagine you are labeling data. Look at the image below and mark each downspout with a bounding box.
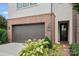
[50,3,53,43]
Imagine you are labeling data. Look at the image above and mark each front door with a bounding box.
[60,22,69,42]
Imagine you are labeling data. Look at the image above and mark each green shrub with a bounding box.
[18,38,63,56]
[70,43,79,56]
[44,36,52,48]
[18,39,50,56]
[50,44,63,56]
[0,28,7,43]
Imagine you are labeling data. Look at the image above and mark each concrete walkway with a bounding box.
[61,43,70,56]
[0,42,70,56]
[0,43,23,56]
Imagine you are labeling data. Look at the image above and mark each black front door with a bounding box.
[60,23,68,42]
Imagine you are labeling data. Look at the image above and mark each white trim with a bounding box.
[55,20,73,44]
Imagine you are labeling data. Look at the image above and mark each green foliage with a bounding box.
[0,15,7,44]
[51,44,63,56]
[19,39,50,56]
[0,28,7,43]
[70,43,79,56]
[18,38,63,56]
[44,36,52,48]
[73,3,79,13]
[0,16,7,29]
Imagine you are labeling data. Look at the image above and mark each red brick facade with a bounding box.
[72,11,77,43]
[76,14,79,43]
[72,12,79,43]
[7,13,55,43]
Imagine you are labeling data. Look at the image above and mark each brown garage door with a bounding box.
[12,23,45,43]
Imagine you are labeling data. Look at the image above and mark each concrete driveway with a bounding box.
[0,43,23,56]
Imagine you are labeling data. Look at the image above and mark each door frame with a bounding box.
[58,21,69,43]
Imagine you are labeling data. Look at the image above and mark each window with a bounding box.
[23,3,29,7]
[61,25,66,31]
[17,3,22,8]
[16,3,37,9]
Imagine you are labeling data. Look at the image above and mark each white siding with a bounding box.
[53,3,73,44]
[8,3,51,19]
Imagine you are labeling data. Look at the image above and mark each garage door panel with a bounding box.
[12,23,45,43]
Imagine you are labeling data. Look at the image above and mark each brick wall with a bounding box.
[72,11,77,43]
[7,13,55,43]
[77,14,79,43]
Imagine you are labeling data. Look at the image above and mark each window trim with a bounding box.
[16,3,38,10]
